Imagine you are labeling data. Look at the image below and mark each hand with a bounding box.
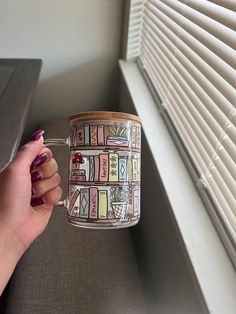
[0,129,62,295]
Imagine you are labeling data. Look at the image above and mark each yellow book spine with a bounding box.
[109,153,119,182]
[98,190,108,219]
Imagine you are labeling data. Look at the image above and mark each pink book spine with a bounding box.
[97,125,105,145]
[90,125,98,145]
[94,155,99,181]
[133,189,139,217]
[99,154,109,181]
[69,189,80,211]
[89,187,98,219]
[76,126,85,146]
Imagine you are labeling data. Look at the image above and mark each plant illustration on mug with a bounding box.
[106,122,129,147]
[110,186,131,219]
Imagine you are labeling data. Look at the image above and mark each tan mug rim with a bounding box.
[68,111,142,124]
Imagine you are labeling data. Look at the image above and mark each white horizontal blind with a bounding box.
[126,0,236,263]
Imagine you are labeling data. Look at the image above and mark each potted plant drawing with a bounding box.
[110,187,130,219]
[106,122,129,147]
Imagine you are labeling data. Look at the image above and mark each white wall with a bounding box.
[0,0,123,133]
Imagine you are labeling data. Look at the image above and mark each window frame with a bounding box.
[122,0,236,268]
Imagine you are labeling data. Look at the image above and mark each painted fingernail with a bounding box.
[31,171,41,183]
[30,129,44,141]
[31,197,45,207]
[32,153,48,168]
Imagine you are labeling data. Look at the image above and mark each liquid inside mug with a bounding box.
[44,111,141,229]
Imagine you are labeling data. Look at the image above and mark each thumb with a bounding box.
[12,130,45,169]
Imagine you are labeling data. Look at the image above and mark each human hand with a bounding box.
[0,129,62,255]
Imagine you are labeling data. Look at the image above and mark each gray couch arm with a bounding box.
[5,119,146,314]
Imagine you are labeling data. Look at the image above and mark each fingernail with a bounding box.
[32,188,37,197]
[31,171,41,183]
[32,153,47,168]
[31,197,45,207]
[30,130,44,141]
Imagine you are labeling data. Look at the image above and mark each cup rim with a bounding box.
[68,111,142,124]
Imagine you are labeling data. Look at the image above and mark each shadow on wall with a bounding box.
[131,134,207,314]
[118,79,207,314]
[25,56,120,141]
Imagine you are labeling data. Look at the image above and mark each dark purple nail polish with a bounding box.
[31,171,41,183]
[30,129,44,141]
[31,197,45,207]
[32,153,48,168]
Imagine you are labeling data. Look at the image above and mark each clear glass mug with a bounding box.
[45,111,141,229]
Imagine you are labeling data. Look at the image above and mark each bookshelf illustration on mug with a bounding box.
[71,121,141,150]
[70,151,140,184]
[68,185,140,223]
[67,115,141,227]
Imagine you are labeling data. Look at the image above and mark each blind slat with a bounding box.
[143,42,236,196]
[146,2,235,92]
[178,0,236,28]
[168,99,236,219]
[149,0,235,68]
[167,101,236,235]
[142,14,235,135]
[167,104,236,235]
[159,0,236,49]
[208,0,236,11]
[142,32,236,176]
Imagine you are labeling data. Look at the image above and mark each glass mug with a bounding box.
[45,111,141,229]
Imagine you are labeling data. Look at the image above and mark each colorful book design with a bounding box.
[131,126,137,148]
[76,126,85,146]
[77,169,86,181]
[70,169,86,181]
[119,158,127,181]
[69,189,80,212]
[79,188,89,218]
[109,153,119,182]
[84,124,90,146]
[138,188,141,213]
[90,125,98,146]
[97,124,105,145]
[133,189,139,217]
[89,156,95,181]
[137,159,141,181]
[99,154,109,181]
[89,187,98,219]
[106,137,129,147]
[94,155,99,181]
[79,156,90,181]
[132,158,139,181]
[136,126,141,149]
[71,126,77,146]
[70,175,86,181]
[78,169,86,175]
[98,190,108,219]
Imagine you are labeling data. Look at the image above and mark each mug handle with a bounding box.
[44,138,70,208]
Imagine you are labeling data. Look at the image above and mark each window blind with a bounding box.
[125,0,236,264]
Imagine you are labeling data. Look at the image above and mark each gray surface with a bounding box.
[5,119,146,314]
[0,59,42,169]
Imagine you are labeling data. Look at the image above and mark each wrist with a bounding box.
[0,221,26,263]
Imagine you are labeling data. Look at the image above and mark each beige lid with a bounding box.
[68,111,142,124]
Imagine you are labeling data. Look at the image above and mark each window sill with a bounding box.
[119,60,236,314]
